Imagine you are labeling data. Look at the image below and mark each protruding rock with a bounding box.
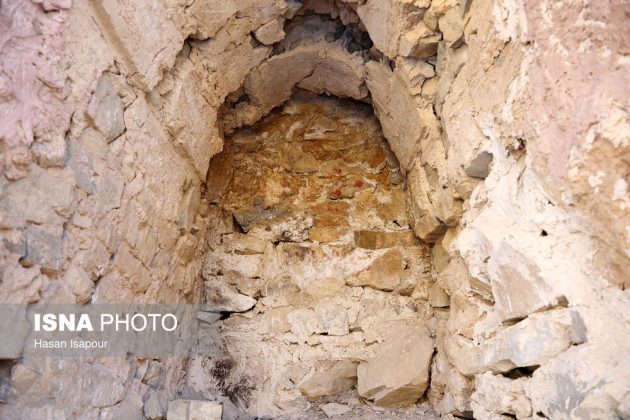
[88,73,125,142]
[346,250,404,291]
[398,24,441,58]
[471,373,532,419]
[479,309,587,373]
[204,281,257,313]
[439,8,464,48]
[464,151,493,179]
[357,325,434,407]
[445,334,480,376]
[221,233,268,255]
[254,18,285,45]
[429,283,450,307]
[314,300,349,336]
[299,360,359,400]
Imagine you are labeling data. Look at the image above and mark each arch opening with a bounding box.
[199,93,437,417]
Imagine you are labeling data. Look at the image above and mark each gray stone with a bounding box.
[196,311,221,324]
[88,73,125,142]
[464,151,493,179]
[24,225,65,275]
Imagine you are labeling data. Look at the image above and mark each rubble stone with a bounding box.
[357,325,434,407]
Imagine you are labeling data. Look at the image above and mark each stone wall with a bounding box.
[0,0,628,418]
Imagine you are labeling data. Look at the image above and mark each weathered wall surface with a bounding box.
[196,96,438,416]
[0,0,628,418]
[433,0,630,418]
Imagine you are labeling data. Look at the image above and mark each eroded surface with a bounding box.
[194,96,440,417]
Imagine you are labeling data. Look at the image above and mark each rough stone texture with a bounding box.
[167,399,222,420]
[1,0,629,419]
[479,309,586,374]
[357,325,434,407]
[471,372,532,419]
[194,97,435,416]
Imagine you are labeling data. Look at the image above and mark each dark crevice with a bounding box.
[501,365,540,379]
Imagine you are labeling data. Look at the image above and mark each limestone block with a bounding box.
[122,209,159,268]
[435,42,468,117]
[445,334,480,376]
[0,306,30,356]
[395,57,436,95]
[314,300,349,336]
[178,185,200,234]
[113,243,151,294]
[159,53,224,177]
[464,151,493,179]
[87,73,125,142]
[94,168,125,216]
[479,309,586,374]
[64,264,93,304]
[23,225,65,275]
[203,252,264,280]
[440,252,493,302]
[260,307,292,334]
[196,311,221,325]
[447,291,487,339]
[357,0,424,59]
[259,274,301,308]
[254,18,286,45]
[429,283,450,308]
[439,8,464,48]
[438,369,473,415]
[245,46,319,114]
[221,233,268,255]
[487,243,567,322]
[471,372,532,419]
[424,0,458,31]
[407,163,447,242]
[187,0,239,39]
[0,166,75,227]
[31,134,66,168]
[204,281,257,313]
[346,250,403,291]
[527,345,630,419]
[398,23,441,58]
[299,359,358,400]
[288,308,320,341]
[144,389,168,420]
[297,43,368,100]
[67,129,103,193]
[432,240,451,273]
[366,60,441,171]
[192,33,270,109]
[92,0,193,91]
[357,325,434,407]
[172,234,198,266]
[167,400,222,420]
[245,41,366,121]
[353,230,420,249]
